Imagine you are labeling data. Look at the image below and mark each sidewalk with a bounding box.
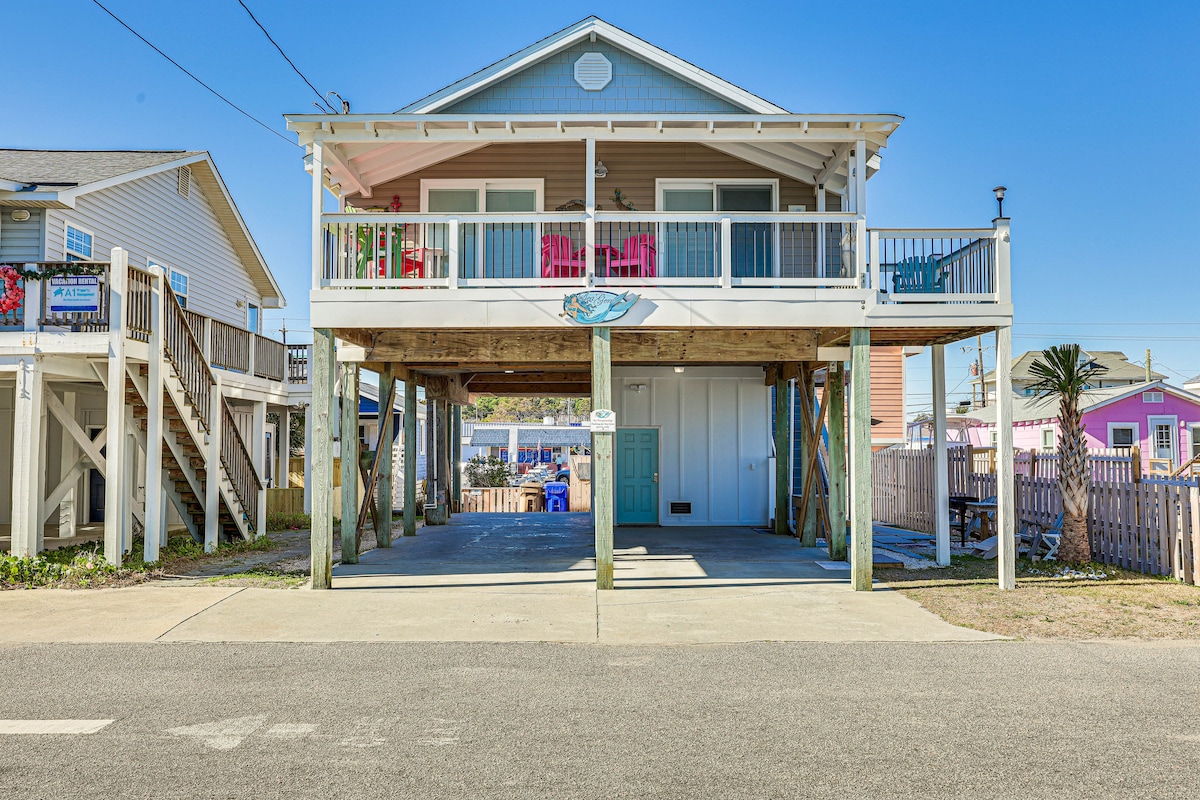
[0,518,1000,645]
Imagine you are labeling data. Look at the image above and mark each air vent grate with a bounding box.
[574,53,613,91]
[669,502,692,515]
[177,166,191,198]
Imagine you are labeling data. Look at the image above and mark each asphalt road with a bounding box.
[1,641,1197,799]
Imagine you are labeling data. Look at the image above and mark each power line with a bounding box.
[91,0,300,148]
[235,0,337,113]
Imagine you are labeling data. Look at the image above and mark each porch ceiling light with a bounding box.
[594,160,608,179]
[673,366,685,373]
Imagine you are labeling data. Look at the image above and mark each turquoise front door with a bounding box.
[615,428,659,525]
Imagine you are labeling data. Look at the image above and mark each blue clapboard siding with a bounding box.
[0,208,44,262]
[442,40,747,115]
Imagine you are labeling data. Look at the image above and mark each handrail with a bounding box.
[125,266,154,342]
[220,399,262,534]
[253,334,285,382]
[210,318,251,372]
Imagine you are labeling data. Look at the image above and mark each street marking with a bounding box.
[0,720,115,735]
[263,723,317,739]
[166,716,266,751]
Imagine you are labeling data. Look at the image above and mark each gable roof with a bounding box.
[0,149,284,308]
[963,380,1200,426]
[979,350,1165,385]
[398,16,787,115]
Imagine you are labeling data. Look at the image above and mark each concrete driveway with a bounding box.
[0,513,998,644]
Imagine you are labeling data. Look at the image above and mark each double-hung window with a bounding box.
[420,179,543,280]
[156,261,189,309]
[65,225,93,261]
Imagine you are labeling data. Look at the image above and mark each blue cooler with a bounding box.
[543,481,569,512]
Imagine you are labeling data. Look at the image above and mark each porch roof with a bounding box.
[286,114,901,198]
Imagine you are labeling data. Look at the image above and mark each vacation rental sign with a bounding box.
[589,409,616,433]
[49,276,101,313]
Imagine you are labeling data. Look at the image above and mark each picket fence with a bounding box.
[873,447,1200,584]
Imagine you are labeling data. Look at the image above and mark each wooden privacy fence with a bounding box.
[267,488,304,515]
[461,487,523,512]
[873,447,1200,584]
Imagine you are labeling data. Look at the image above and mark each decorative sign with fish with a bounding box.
[561,291,639,325]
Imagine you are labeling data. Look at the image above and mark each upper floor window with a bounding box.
[247,303,260,334]
[65,225,93,261]
[155,261,189,309]
[1041,427,1057,452]
[1143,391,1164,404]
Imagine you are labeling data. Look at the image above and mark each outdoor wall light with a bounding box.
[594,160,608,178]
[673,366,685,373]
[10,209,30,222]
[627,383,647,392]
[993,185,1007,218]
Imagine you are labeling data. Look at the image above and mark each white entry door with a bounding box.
[1149,416,1177,465]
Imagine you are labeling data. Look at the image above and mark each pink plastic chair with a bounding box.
[606,234,656,278]
[541,234,587,278]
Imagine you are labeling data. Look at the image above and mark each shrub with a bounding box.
[465,455,510,487]
[267,512,312,531]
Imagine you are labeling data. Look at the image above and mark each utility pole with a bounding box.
[1145,349,1153,383]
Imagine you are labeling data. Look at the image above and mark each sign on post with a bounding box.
[49,276,101,313]
[590,409,616,433]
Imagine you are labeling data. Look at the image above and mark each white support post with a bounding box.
[281,407,292,489]
[447,218,460,289]
[311,140,325,290]
[994,217,1011,305]
[854,139,867,217]
[996,326,1016,590]
[720,216,733,289]
[103,248,128,564]
[57,390,78,539]
[247,334,257,379]
[815,185,826,276]
[142,266,166,561]
[122,430,135,554]
[932,344,950,566]
[585,137,596,283]
[201,317,213,361]
[252,399,267,538]
[869,230,881,292]
[849,328,872,591]
[310,328,336,589]
[22,264,40,333]
[9,358,44,557]
[204,374,223,552]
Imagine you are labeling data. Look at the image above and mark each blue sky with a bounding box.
[4,0,1198,414]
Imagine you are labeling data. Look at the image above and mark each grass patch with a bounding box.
[883,555,1200,639]
[204,566,307,589]
[266,512,312,531]
[1,533,280,590]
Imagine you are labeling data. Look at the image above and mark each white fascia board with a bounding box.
[396,18,787,115]
[0,179,27,191]
[0,190,70,207]
[54,153,206,205]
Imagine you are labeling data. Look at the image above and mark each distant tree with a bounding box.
[465,396,591,423]
[267,411,305,455]
[1025,344,1106,564]
[465,455,510,487]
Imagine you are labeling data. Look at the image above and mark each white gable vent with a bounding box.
[574,53,613,91]
[177,166,191,199]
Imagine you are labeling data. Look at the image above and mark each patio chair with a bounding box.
[1028,512,1064,562]
[605,234,656,279]
[541,234,587,278]
[892,255,946,294]
[965,495,998,540]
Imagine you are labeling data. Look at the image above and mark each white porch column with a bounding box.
[311,141,325,290]
[10,358,45,557]
[252,399,267,537]
[310,328,336,589]
[996,326,1016,589]
[849,328,872,591]
[142,266,166,561]
[932,344,951,566]
[103,247,128,564]
[57,390,78,539]
[281,407,293,489]
[204,375,223,552]
[585,137,596,283]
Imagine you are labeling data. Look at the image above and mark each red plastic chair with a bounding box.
[541,234,586,278]
[606,234,656,278]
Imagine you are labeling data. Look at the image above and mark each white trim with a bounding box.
[419,178,545,212]
[155,260,189,309]
[397,18,787,115]
[655,178,780,212]
[1039,425,1056,452]
[1106,422,1139,449]
[1148,415,1179,463]
[247,302,260,334]
[64,222,94,260]
[1188,423,1200,461]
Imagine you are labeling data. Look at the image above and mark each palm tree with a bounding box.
[1025,344,1106,564]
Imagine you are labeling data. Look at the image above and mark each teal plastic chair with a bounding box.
[892,256,947,294]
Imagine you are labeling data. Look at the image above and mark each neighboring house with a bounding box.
[287,17,1016,589]
[974,350,1164,404]
[0,149,288,560]
[962,380,1200,473]
[465,423,591,470]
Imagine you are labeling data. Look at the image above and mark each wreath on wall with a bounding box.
[0,262,106,315]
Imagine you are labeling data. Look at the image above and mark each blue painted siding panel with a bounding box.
[441,40,747,115]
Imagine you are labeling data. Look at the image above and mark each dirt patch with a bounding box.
[883,557,1200,639]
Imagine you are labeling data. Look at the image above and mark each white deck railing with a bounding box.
[318,212,1007,303]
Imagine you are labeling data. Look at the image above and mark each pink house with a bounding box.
[962,380,1200,474]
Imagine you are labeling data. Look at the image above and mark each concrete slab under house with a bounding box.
[286,16,1018,592]
[0,149,294,562]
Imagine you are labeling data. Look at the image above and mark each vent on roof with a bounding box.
[177,166,191,198]
[574,53,613,91]
[669,502,692,515]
